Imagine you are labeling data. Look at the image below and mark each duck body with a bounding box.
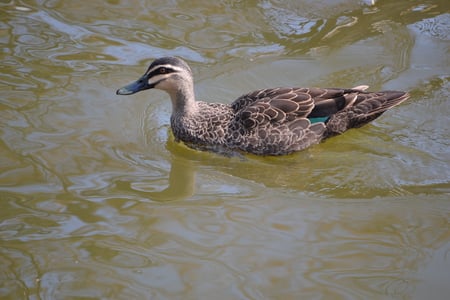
[117,57,409,156]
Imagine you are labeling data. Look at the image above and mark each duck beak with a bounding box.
[116,75,152,95]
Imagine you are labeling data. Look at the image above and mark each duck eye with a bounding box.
[159,67,166,74]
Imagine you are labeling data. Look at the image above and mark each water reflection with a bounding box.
[115,155,196,202]
[2,189,449,298]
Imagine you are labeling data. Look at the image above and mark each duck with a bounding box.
[116,57,409,156]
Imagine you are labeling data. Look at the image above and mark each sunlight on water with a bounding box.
[1,0,449,299]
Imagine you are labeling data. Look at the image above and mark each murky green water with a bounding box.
[1,0,449,299]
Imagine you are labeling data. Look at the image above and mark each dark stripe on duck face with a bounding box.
[146,66,177,78]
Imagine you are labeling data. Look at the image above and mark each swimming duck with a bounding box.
[116,57,409,155]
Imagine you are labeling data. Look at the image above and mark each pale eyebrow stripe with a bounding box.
[145,64,184,76]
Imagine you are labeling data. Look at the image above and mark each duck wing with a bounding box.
[231,87,368,129]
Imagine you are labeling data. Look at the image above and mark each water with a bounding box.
[1,0,449,299]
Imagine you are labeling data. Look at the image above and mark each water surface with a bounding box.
[1,0,449,299]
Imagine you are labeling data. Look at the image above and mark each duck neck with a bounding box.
[168,80,197,117]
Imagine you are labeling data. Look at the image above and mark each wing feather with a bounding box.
[232,88,315,130]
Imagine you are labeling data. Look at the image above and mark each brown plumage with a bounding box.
[117,57,409,155]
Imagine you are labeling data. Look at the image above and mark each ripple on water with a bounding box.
[413,13,450,40]
[259,1,323,38]
[1,0,450,299]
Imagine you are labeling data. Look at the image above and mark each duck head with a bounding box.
[116,56,193,96]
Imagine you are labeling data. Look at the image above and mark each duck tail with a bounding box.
[325,90,410,137]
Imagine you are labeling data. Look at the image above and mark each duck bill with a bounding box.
[116,75,153,95]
